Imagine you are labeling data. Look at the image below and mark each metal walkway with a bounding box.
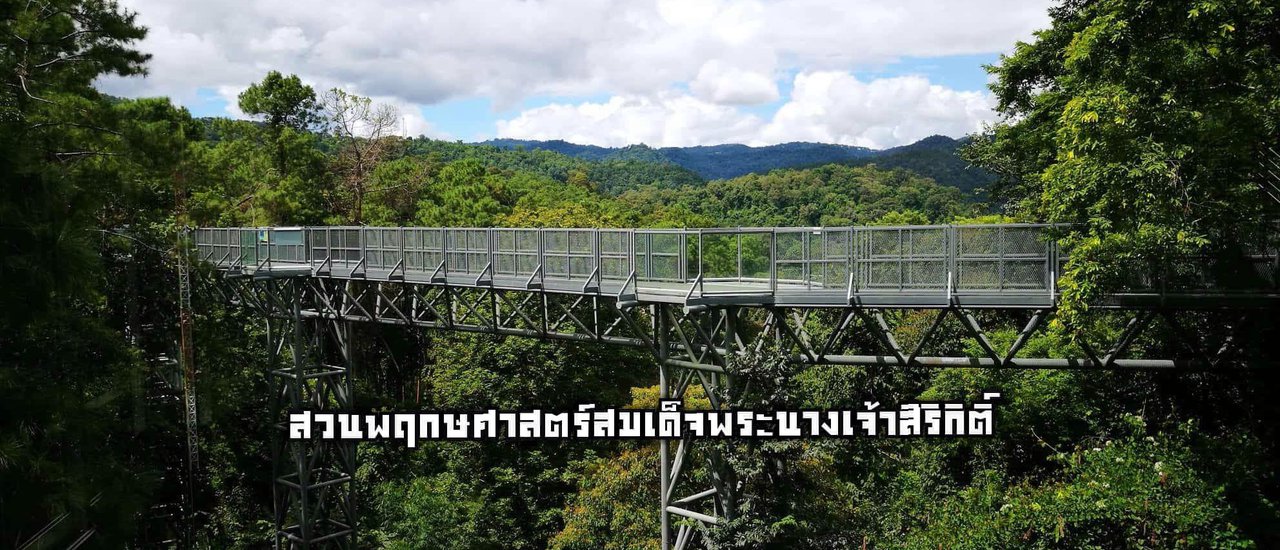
[192,223,1279,550]
[194,224,1278,309]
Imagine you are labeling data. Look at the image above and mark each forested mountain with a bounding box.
[404,138,707,195]
[833,135,996,196]
[616,164,972,227]
[483,135,995,195]
[485,138,876,180]
[201,122,988,199]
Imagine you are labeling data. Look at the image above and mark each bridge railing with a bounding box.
[194,224,1278,298]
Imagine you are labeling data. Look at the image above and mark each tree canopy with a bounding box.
[965,0,1280,321]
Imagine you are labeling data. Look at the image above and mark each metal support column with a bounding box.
[270,278,356,549]
[657,303,671,550]
[654,305,739,550]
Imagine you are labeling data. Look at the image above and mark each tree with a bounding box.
[0,1,201,546]
[1,0,150,322]
[186,117,329,225]
[189,72,332,226]
[362,156,436,225]
[416,159,505,227]
[237,71,321,134]
[321,88,402,223]
[237,71,321,177]
[700,351,856,550]
[965,0,1280,323]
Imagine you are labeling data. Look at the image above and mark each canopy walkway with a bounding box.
[195,224,1278,309]
[192,223,1279,550]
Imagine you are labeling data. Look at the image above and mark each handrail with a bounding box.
[190,224,1280,299]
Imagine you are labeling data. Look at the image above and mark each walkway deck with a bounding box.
[193,225,1279,309]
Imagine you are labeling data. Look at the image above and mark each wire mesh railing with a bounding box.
[194,224,1279,298]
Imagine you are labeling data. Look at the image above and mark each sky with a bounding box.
[96,0,1055,150]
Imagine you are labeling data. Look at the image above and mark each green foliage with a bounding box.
[966,0,1280,324]
[485,139,876,181]
[414,159,506,227]
[361,156,435,225]
[236,71,324,190]
[405,138,706,197]
[871,210,931,226]
[699,351,859,550]
[237,71,322,133]
[550,448,660,550]
[0,1,182,545]
[373,472,488,550]
[187,118,330,225]
[904,427,1258,549]
[619,164,973,227]
[355,334,655,549]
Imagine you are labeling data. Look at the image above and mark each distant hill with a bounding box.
[483,139,876,180]
[481,136,992,194]
[404,138,706,195]
[834,135,995,196]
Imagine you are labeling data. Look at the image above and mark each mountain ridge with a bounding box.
[481,139,876,180]
[480,135,993,194]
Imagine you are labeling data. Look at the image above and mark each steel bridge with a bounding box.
[193,224,1278,549]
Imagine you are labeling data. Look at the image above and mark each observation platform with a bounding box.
[193,225,1280,310]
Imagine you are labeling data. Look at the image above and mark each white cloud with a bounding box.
[690,60,779,105]
[761,72,995,148]
[498,93,762,148]
[498,72,997,149]
[249,27,311,54]
[101,0,1049,104]
[96,0,1047,145]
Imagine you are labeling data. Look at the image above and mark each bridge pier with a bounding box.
[654,304,743,550]
[268,278,356,549]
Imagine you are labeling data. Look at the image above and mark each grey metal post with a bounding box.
[848,227,855,294]
[948,225,957,295]
[698,231,704,280]
[737,233,743,281]
[803,229,810,290]
[998,226,1006,292]
[656,304,671,550]
[680,232,688,282]
[769,230,777,294]
[488,228,495,273]
[441,228,448,278]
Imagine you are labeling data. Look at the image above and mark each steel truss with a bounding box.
[209,272,1275,549]
[248,278,357,549]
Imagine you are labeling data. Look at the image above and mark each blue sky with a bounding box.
[99,0,1048,149]
[178,53,1001,144]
